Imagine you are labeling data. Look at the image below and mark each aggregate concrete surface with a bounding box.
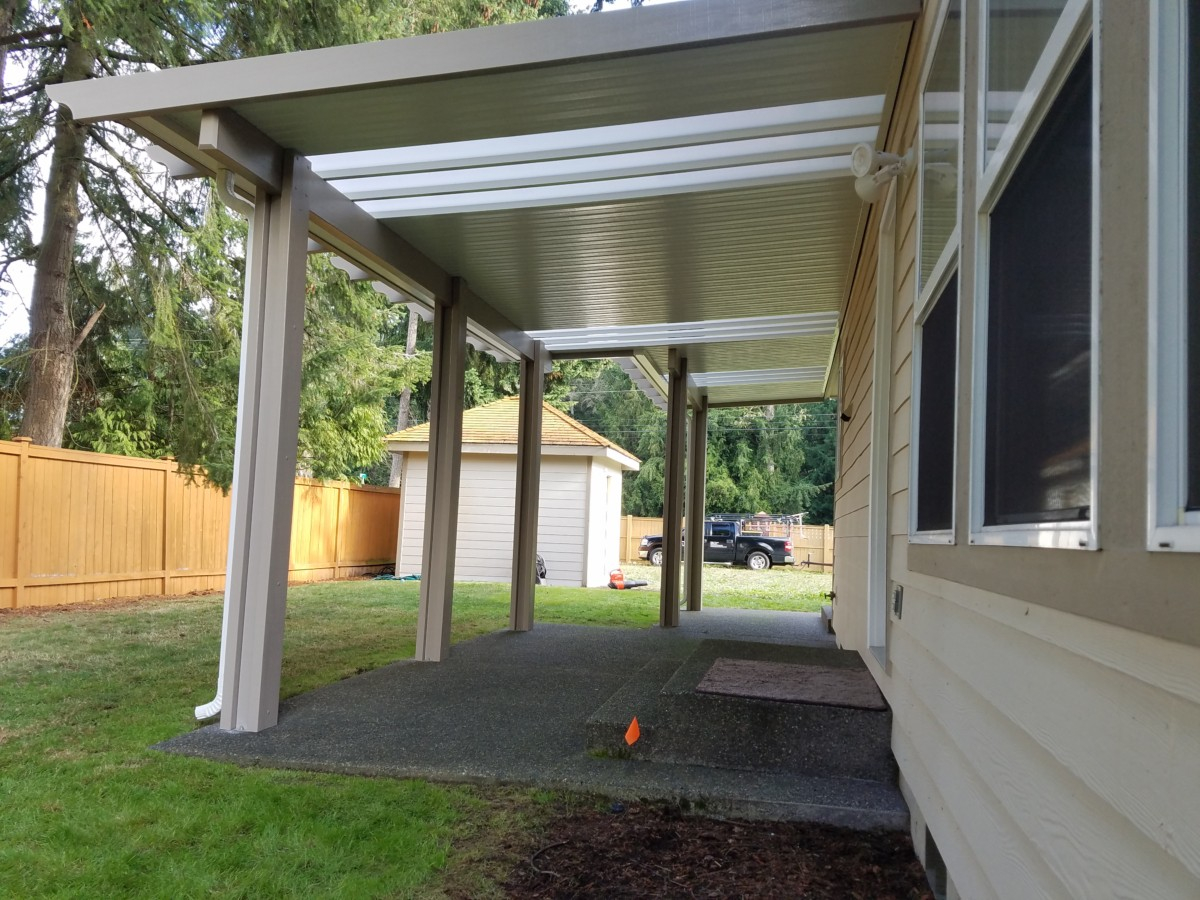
[159,609,908,829]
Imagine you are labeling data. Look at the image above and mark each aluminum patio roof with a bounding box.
[48,0,917,408]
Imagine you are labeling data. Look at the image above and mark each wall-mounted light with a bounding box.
[850,143,913,204]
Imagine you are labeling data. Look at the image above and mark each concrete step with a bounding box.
[586,640,894,785]
[821,604,835,634]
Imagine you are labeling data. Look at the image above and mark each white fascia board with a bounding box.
[312,101,884,178]
[531,311,838,352]
[359,156,849,218]
[327,127,878,200]
[691,367,828,387]
[45,1,917,124]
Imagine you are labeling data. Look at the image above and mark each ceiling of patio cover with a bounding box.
[48,0,917,407]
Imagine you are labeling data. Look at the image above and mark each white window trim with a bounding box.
[969,0,1099,551]
[915,0,964,318]
[1148,0,1200,552]
[910,256,959,546]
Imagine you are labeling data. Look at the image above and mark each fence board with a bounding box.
[0,439,400,608]
[618,514,834,569]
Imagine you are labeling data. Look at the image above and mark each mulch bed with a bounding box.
[504,803,933,899]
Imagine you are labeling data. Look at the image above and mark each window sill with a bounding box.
[909,530,955,546]
[1147,524,1200,553]
[969,522,1096,550]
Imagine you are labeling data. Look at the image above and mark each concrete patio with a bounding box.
[160,608,907,830]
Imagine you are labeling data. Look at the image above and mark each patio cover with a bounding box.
[49,0,916,408]
[46,0,917,731]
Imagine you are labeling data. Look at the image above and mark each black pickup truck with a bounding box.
[638,520,794,570]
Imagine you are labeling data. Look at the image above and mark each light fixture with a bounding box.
[850,142,913,203]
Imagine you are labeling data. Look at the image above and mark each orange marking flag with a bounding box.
[624,716,641,746]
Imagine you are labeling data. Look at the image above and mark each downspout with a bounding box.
[195,170,255,721]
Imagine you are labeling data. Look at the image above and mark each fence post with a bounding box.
[333,483,348,580]
[12,437,32,608]
[824,524,833,567]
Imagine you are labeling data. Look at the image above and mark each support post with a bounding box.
[660,349,688,627]
[684,396,708,612]
[415,277,468,661]
[510,342,547,631]
[218,154,310,732]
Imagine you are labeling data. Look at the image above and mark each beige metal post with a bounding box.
[416,277,468,662]
[510,342,547,631]
[660,350,688,627]
[684,396,708,612]
[219,154,310,732]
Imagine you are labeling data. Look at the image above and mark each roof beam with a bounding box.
[706,395,826,408]
[199,109,282,193]
[46,0,920,124]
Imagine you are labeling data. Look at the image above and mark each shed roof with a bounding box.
[386,397,639,464]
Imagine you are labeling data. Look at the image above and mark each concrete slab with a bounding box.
[158,610,908,829]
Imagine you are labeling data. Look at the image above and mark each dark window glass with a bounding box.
[984,44,1092,525]
[916,274,958,532]
[711,523,734,538]
[1188,2,1200,510]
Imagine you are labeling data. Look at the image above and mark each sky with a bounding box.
[0,0,688,345]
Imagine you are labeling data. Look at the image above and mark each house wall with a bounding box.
[833,2,1200,897]
[397,451,590,587]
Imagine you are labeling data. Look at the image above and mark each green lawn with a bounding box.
[0,571,829,898]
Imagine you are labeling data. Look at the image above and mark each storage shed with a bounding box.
[386,397,639,587]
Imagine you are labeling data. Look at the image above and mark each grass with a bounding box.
[0,569,830,898]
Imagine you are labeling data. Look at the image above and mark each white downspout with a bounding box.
[196,171,256,721]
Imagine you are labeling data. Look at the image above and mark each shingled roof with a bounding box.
[385,397,639,463]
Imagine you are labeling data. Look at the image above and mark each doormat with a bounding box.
[695,658,887,710]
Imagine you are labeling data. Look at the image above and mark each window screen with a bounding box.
[984,44,1092,526]
[916,274,958,532]
[1188,2,1200,510]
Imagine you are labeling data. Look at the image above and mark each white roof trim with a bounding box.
[310,98,884,178]
[530,311,838,352]
[357,156,849,218]
[691,366,828,388]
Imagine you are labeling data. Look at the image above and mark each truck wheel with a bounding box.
[747,551,771,571]
[649,547,664,566]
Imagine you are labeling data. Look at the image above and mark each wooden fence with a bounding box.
[618,515,834,569]
[0,438,400,609]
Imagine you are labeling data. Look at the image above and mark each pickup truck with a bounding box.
[638,520,794,570]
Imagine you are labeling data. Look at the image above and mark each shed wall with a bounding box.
[397,452,590,587]
[833,2,1200,897]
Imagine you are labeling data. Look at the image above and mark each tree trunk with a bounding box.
[0,0,18,92]
[388,309,420,487]
[20,37,93,447]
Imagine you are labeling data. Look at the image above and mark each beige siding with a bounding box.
[833,1,1200,897]
[398,452,589,587]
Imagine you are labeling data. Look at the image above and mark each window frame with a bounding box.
[910,0,964,545]
[915,0,964,321]
[910,261,960,545]
[969,0,1099,550]
[1147,0,1200,552]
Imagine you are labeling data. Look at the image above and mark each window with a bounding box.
[984,48,1091,526]
[914,274,958,535]
[1149,0,1200,551]
[911,1,961,543]
[972,0,1094,549]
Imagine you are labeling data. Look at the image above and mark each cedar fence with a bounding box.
[618,515,834,569]
[0,437,400,609]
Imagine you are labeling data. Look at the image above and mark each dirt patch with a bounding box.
[503,803,933,899]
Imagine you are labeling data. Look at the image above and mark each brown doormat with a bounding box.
[695,658,887,710]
